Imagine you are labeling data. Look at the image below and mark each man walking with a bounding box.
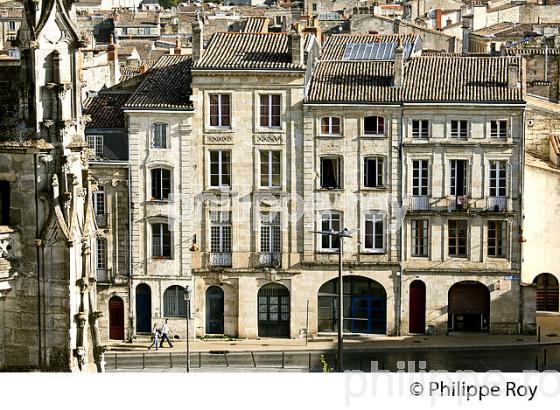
[160,319,174,348]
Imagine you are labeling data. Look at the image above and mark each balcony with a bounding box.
[447,196,471,212]
[487,197,508,212]
[209,253,232,268]
[410,196,429,211]
[96,268,112,283]
[95,213,109,229]
[258,252,281,268]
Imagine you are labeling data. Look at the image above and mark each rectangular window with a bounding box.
[209,94,231,127]
[320,157,341,189]
[87,135,103,158]
[260,211,281,253]
[152,123,167,148]
[8,21,16,31]
[489,160,507,197]
[260,94,281,127]
[488,220,507,258]
[412,120,429,139]
[96,239,106,270]
[260,150,281,188]
[210,211,231,253]
[364,157,384,188]
[490,120,507,138]
[321,212,340,250]
[448,220,468,258]
[93,187,105,215]
[0,180,10,225]
[320,117,341,135]
[450,160,468,196]
[411,219,429,257]
[364,116,385,135]
[151,168,171,200]
[412,160,429,196]
[364,213,384,252]
[451,120,468,138]
[209,150,231,188]
[144,27,151,35]
[152,223,171,258]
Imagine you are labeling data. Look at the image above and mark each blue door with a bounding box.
[136,284,151,333]
[350,296,386,334]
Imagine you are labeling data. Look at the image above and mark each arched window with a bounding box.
[533,273,559,312]
[163,285,187,317]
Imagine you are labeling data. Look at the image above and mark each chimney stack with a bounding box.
[191,18,204,63]
[289,29,304,66]
[394,38,404,87]
[174,37,182,55]
[508,63,520,89]
[107,35,120,86]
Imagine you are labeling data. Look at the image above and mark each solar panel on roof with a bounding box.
[342,42,414,61]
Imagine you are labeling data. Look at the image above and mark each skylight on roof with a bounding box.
[342,42,414,61]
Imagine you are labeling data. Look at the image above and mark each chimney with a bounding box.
[435,8,442,30]
[393,18,401,34]
[289,29,304,66]
[191,18,203,63]
[107,35,120,86]
[174,37,182,55]
[508,63,520,89]
[394,39,404,87]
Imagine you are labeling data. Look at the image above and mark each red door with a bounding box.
[409,280,426,334]
[109,297,124,340]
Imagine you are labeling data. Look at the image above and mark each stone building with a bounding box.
[305,35,527,336]
[0,0,102,370]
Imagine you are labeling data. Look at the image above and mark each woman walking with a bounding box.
[148,324,160,351]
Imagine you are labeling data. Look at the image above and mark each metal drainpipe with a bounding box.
[127,163,133,341]
[544,46,548,83]
[519,109,526,334]
[396,105,405,337]
[34,154,43,368]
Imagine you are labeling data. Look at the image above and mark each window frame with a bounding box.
[363,212,385,253]
[208,93,231,128]
[96,238,107,271]
[320,116,341,136]
[411,119,430,139]
[319,211,341,251]
[152,123,168,149]
[93,186,105,215]
[260,211,281,253]
[489,160,507,198]
[449,159,469,197]
[363,156,385,188]
[87,134,104,158]
[363,116,385,136]
[152,222,172,259]
[411,219,429,257]
[450,120,469,139]
[487,220,507,258]
[151,168,172,201]
[210,211,232,254]
[208,150,232,188]
[490,119,508,139]
[259,150,282,189]
[412,159,429,196]
[320,156,342,189]
[163,285,187,318]
[448,219,468,258]
[259,94,282,128]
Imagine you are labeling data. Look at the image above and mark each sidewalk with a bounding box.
[105,332,560,354]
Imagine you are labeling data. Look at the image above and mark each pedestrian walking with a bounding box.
[148,324,160,351]
[159,319,174,348]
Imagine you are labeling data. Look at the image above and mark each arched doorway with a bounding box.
[448,281,490,332]
[258,283,290,338]
[135,284,151,333]
[409,280,426,334]
[533,273,559,312]
[318,276,387,334]
[206,286,224,334]
[109,296,124,340]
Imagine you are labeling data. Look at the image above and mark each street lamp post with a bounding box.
[184,286,192,373]
[312,228,353,372]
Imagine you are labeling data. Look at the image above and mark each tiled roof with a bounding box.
[83,92,131,129]
[503,47,560,55]
[114,11,159,27]
[242,17,268,33]
[125,54,193,110]
[321,34,419,60]
[306,56,525,104]
[307,61,399,104]
[471,22,534,40]
[193,32,305,70]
